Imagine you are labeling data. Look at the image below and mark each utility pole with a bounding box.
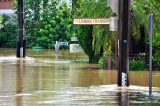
[17,0,26,58]
[118,0,130,86]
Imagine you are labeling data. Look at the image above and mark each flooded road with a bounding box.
[0,48,160,106]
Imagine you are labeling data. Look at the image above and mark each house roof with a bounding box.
[0,1,14,15]
[0,1,13,9]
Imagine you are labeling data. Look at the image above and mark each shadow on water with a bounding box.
[0,48,159,106]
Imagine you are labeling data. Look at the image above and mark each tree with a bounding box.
[0,15,17,48]
[0,15,3,29]
[131,0,160,68]
[73,0,114,63]
[25,0,73,48]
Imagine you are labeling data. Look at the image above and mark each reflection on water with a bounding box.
[0,48,159,106]
[16,59,24,106]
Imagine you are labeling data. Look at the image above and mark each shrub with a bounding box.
[129,59,146,71]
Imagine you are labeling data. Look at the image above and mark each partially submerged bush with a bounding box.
[129,59,146,71]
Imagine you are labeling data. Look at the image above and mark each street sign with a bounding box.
[71,37,78,41]
[73,17,118,31]
[57,42,68,45]
[70,44,83,53]
[55,41,68,52]
[73,18,110,25]
[109,16,118,31]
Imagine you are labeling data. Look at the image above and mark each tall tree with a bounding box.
[25,0,73,48]
[131,0,160,67]
[73,0,113,63]
[43,0,48,9]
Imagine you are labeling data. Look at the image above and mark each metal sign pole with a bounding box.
[148,14,153,96]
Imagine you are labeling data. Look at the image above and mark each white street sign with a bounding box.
[109,16,118,31]
[70,44,83,53]
[73,17,118,31]
[73,18,110,25]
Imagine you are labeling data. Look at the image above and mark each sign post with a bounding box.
[69,37,83,53]
[148,14,153,96]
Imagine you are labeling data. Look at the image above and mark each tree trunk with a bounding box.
[89,54,100,63]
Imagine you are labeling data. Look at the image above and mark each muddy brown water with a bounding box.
[0,48,159,106]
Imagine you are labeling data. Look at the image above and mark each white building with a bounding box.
[0,0,14,15]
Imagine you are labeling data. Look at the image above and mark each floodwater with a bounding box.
[0,48,160,106]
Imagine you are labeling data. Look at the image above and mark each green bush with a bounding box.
[0,15,17,48]
[153,49,160,69]
[152,32,160,68]
[129,59,146,71]
[25,1,73,49]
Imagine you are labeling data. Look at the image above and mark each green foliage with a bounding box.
[0,15,17,48]
[152,32,160,66]
[0,0,159,68]
[25,0,73,48]
[153,32,160,46]
[131,0,160,41]
[74,0,114,63]
[129,53,146,71]
[0,0,73,49]
[131,0,160,67]
[129,59,146,71]
[131,1,148,41]
[0,15,3,29]
[152,32,160,67]
[153,49,160,67]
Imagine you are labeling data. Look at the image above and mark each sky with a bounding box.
[66,0,71,5]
